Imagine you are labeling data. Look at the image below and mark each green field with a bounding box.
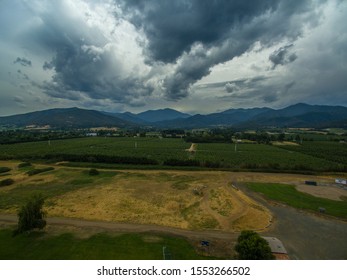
[0,229,212,260]
[278,141,347,165]
[0,137,346,172]
[246,183,347,219]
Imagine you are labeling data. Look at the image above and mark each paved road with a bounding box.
[266,205,347,259]
[238,184,347,260]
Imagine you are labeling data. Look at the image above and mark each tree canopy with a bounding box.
[235,230,274,260]
[14,194,46,235]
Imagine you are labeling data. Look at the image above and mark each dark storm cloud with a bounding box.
[3,0,337,113]
[120,0,281,63]
[284,81,296,93]
[42,61,54,71]
[17,69,29,80]
[263,94,278,103]
[120,0,321,100]
[269,44,298,68]
[163,44,214,99]
[13,57,32,67]
[20,1,153,105]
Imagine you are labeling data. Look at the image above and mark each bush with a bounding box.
[18,162,32,168]
[14,194,46,235]
[0,178,14,187]
[89,168,99,176]
[26,167,54,176]
[235,230,274,260]
[0,167,11,174]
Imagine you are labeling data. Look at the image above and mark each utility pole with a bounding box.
[163,246,166,260]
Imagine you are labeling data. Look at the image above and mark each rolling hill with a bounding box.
[239,103,347,128]
[1,103,347,129]
[0,107,132,129]
[104,108,191,124]
[155,104,347,128]
[136,108,191,122]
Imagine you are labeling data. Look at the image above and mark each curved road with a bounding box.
[236,183,347,260]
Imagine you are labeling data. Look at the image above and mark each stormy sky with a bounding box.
[0,0,346,116]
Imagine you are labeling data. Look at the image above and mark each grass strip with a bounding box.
[0,229,214,260]
[246,182,347,219]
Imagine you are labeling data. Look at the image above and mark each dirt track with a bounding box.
[0,213,237,241]
[0,213,240,258]
[2,199,347,260]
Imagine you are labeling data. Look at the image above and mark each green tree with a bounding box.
[14,194,46,235]
[277,133,285,142]
[89,168,99,175]
[235,230,274,260]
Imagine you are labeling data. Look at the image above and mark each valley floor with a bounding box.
[1,160,347,259]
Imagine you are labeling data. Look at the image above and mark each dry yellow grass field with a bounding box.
[45,170,272,232]
[2,160,344,233]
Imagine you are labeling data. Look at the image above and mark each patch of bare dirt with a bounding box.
[296,184,347,201]
[272,141,300,146]
[185,143,197,153]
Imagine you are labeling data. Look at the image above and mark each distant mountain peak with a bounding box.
[1,103,347,129]
[0,107,132,128]
[136,108,191,122]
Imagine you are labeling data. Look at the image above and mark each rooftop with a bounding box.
[262,237,288,254]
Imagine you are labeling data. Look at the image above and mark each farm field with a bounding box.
[0,137,346,172]
[278,141,347,165]
[0,161,271,232]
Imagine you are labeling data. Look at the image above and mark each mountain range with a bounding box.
[1,103,347,129]
[0,107,131,129]
[104,108,191,124]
